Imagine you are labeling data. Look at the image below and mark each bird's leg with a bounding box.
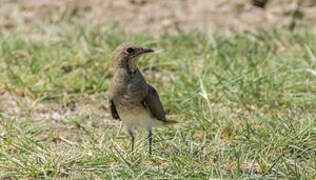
[128,130,135,152]
[148,129,152,155]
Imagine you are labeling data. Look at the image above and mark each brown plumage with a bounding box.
[109,44,177,154]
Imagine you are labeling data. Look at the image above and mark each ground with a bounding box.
[0,0,315,179]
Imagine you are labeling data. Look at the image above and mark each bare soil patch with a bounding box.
[1,0,316,36]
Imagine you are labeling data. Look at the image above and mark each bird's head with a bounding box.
[113,44,154,72]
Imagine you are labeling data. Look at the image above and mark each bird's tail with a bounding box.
[154,119,178,126]
[164,120,178,125]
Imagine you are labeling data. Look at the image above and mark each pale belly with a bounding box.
[117,106,155,130]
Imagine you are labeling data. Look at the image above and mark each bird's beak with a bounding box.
[142,48,154,54]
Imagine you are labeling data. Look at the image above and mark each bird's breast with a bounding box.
[112,71,148,105]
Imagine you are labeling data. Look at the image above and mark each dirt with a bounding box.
[1,0,316,36]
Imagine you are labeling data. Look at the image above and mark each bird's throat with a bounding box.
[128,58,139,73]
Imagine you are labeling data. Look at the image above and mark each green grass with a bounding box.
[0,26,315,179]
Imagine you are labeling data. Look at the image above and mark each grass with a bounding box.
[0,25,315,179]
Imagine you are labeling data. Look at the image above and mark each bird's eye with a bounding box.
[126,48,135,54]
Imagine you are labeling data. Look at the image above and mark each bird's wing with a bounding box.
[143,84,167,122]
[110,100,120,120]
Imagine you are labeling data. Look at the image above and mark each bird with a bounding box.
[109,44,177,155]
